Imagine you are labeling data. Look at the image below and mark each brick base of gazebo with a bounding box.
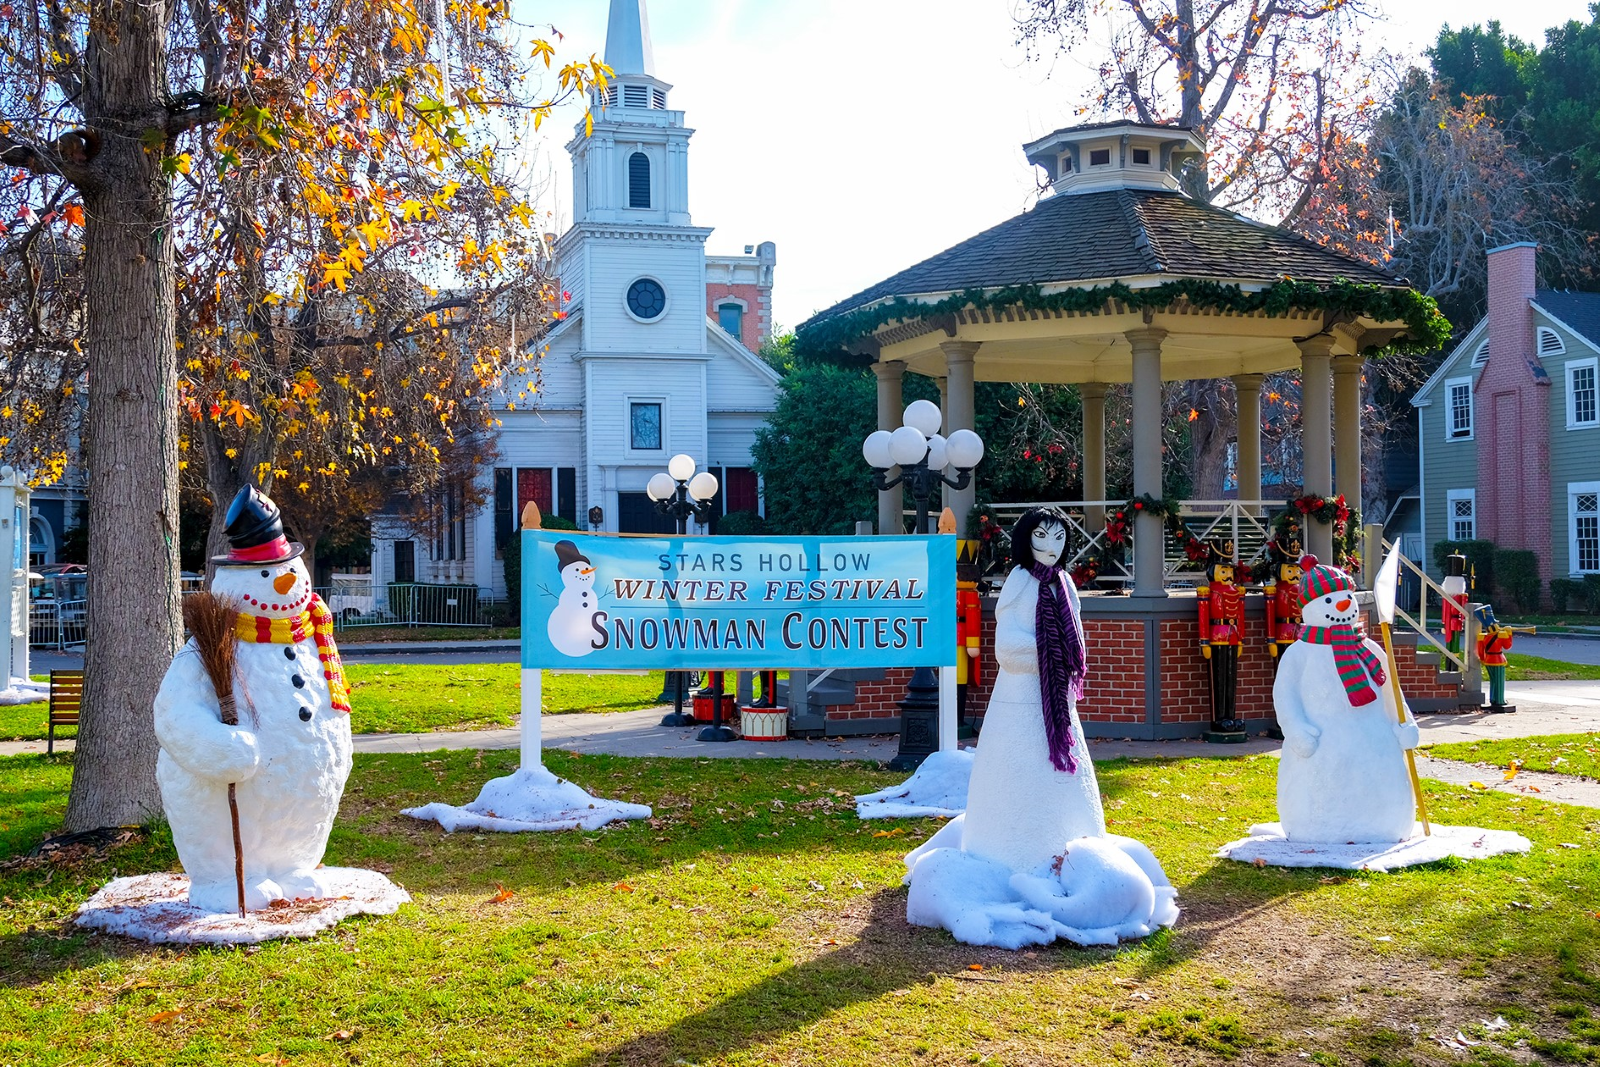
[801,593,1471,740]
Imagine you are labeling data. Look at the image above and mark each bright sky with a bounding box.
[513,0,1595,333]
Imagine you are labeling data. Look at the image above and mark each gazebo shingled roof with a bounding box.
[800,188,1402,331]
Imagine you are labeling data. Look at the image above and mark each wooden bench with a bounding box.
[47,669,82,755]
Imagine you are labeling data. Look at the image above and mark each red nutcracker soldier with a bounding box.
[1197,541,1247,740]
[1263,537,1304,667]
[955,542,985,734]
[1441,552,1469,656]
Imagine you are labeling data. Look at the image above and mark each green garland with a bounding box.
[795,278,1451,363]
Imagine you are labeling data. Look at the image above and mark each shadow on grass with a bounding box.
[559,888,1114,1067]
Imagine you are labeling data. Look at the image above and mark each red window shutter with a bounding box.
[517,469,553,519]
[726,468,759,514]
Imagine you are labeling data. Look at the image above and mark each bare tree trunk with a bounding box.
[1185,380,1233,500]
[64,0,182,831]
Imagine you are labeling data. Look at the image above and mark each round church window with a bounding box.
[626,278,667,321]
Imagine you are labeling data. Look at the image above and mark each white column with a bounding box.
[1333,354,1365,513]
[520,667,542,766]
[1126,328,1167,598]
[1231,374,1264,511]
[1080,382,1108,529]
[1298,336,1336,561]
[873,361,905,536]
[942,341,979,526]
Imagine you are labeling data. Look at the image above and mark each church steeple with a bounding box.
[604,0,655,77]
[595,0,670,111]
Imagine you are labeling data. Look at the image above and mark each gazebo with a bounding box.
[794,122,1451,738]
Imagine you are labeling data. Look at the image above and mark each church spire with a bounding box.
[604,0,655,78]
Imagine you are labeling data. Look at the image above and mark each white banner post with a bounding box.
[938,664,957,751]
[521,668,542,767]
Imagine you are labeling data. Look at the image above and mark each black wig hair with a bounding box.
[1010,506,1071,569]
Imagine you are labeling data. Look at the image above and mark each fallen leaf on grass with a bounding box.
[487,884,514,904]
[1482,1016,1510,1031]
[872,828,905,838]
[967,964,984,971]
[807,880,825,891]
[1252,857,1267,868]
[1504,760,1523,781]
[1129,991,1155,1001]
[326,1030,355,1042]
[147,1010,182,1024]
[1469,782,1488,790]
[613,882,634,893]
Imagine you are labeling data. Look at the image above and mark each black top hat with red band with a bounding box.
[212,485,305,565]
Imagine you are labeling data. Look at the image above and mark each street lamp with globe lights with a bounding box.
[861,400,985,536]
[862,401,986,771]
[647,455,735,740]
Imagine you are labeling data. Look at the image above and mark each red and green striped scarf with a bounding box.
[1298,623,1385,707]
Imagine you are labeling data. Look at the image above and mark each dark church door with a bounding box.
[617,493,679,534]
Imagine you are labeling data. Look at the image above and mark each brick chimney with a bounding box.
[1477,241,1551,584]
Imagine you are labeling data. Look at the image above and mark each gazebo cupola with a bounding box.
[1023,121,1205,197]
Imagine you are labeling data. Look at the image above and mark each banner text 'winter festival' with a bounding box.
[523,530,956,670]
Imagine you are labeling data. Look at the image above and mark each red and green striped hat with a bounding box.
[1298,554,1358,607]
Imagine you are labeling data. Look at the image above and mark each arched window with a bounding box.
[628,152,651,209]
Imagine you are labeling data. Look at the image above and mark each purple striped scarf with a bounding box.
[1028,562,1087,773]
[1298,624,1386,706]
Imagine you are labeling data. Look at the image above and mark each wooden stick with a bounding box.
[1379,620,1431,836]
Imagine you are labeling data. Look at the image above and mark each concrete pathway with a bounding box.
[9,678,1599,806]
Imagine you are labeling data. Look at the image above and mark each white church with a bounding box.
[370,0,780,601]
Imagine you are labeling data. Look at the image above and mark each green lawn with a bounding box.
[0,666,666,741]
[1501,653,1600,681]
[2,750,1597,1065]
[1427,732,1600,780]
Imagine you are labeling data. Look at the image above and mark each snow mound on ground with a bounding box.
[402,763,652,833]
[0,678,49,706]
[74,868,409,945]
[1217,822,1531,872]
[903,817,1179,949]
[855,749,973,819]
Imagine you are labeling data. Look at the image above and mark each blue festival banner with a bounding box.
[522,529,955,670]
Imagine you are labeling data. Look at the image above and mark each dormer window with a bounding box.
[1131,147,1151,165]
[1089,148,1112,167]
[628,152,650,209]
[1059,154,1073,174]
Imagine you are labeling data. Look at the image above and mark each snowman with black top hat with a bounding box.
[153,486,357,913]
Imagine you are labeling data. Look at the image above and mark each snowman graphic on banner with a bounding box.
[547,540,604,658]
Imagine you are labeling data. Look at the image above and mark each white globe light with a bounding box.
[889,425,929,466]
[646,472,676,502]
[688,471,719,502]
[862,430,894,469]
[946,428,985,469]
[924,433,948,472]
[902,399,943,436]
[667,453,696,482]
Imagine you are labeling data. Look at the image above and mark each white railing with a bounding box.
[979,499,1289,588]
[1379,536,1469,676]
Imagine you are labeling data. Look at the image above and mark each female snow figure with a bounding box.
[155,487,355,913]
[904,507,1179,948]
[1274,555,1419,843]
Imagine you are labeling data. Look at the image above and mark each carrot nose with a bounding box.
[273,573,297,595]
[1335,597,1352,612]
[580,567,594,576]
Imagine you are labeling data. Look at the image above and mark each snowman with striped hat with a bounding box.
[154,486,356,913]
[1272,554,1420,844]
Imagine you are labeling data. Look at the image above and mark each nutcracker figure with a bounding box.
[955,544,985,733]
[1263,537,1304,669]
[1197,541,1247,739]
[1441,553,1469,656]
[1474,605,1531,713]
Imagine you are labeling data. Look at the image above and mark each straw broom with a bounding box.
[182,592,249,917]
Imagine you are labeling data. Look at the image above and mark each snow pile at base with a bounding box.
[855,750,973,819]
[403,763,652,833]
[74,868,409,945]
[1217,822,1532,872]
[0,678,49,706]
[902,814,1180,949]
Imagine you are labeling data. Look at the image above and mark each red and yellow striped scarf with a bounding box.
[234,594,351,714]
